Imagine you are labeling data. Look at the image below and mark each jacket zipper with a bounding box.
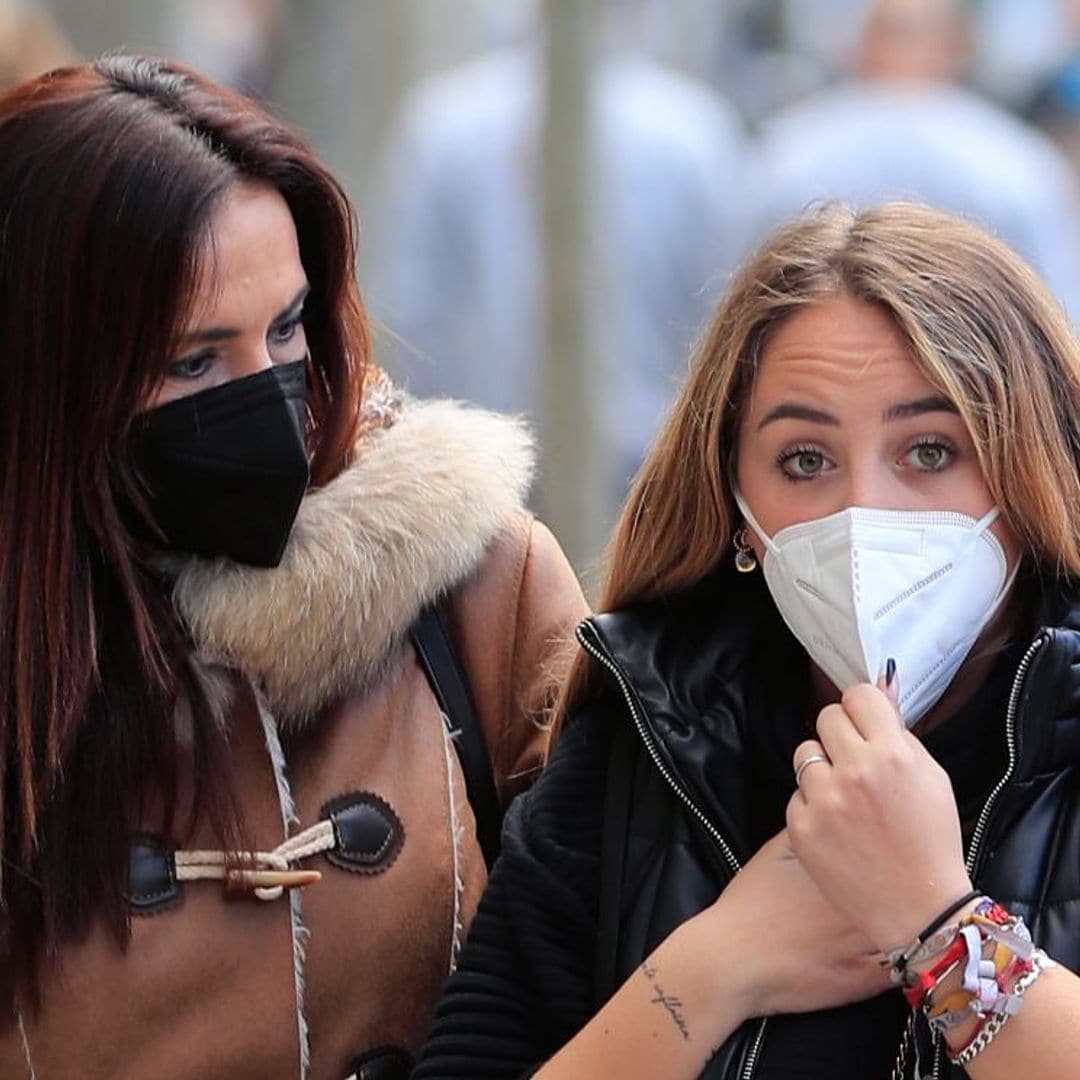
[893,631,1048,1080]
[577,623,766,1079]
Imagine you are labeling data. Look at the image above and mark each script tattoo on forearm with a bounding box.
[640,960,691,1041]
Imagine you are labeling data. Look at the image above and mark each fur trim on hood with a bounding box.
[170,396,535,725]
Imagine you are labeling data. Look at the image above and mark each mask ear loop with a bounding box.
[969,505,1019,619]
[733,487,862,692]
[732,489,780,557]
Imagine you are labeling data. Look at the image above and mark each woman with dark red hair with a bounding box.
[0,55,585,1079]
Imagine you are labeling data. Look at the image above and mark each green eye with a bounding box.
[790,450,825,476]
[910,442,952,470]
[777,444,832,482]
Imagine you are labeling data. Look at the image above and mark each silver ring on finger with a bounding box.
[794,753,829,787]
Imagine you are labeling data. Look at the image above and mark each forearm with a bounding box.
[535,917,748,1080]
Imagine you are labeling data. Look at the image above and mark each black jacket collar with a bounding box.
[582,565,1080,853]
[1003,576,1080,783]
[582,567,802,865]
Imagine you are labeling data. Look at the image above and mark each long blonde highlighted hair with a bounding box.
[555,201,1080,729]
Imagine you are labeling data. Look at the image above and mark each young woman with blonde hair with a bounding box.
[417,203,1080,1078]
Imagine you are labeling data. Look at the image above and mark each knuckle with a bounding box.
[844,761,874,793]
[793,738,823,767]
[923,748,949,780]
[841,684,872,710]
[786,802,809,842]
[817,703,846,730]
[823,787,847,817]
[880,743,911,773]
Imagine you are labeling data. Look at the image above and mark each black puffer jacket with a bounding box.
[416,567,1080,1080]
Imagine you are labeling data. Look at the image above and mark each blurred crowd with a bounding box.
[369,0,1080,541]
[13,0,1080,553]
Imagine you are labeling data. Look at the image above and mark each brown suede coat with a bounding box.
[0,397,586,1080]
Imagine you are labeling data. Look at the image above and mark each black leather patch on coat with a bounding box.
[126,835,181,914]
[320,791,404,875]
[346,1046,414,1080]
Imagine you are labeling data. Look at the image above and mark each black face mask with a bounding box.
[129,360,311,568]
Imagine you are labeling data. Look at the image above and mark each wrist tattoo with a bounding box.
[640,960,691,1041]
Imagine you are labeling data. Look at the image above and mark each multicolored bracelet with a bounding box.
[885,888,982,984]
[948,949,1056,1067]
[925,938,1027,1034]
[886,897,1054,1067]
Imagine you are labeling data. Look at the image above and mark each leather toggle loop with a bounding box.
[321,791,405,875]
[132,790,403,910]
[126,836,181,914]
[174,818,334,901]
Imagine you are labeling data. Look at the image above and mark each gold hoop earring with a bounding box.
[733,526,758,573]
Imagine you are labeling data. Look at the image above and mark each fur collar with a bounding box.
[170,396,534,725]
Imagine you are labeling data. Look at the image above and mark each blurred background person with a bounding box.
[365,0,755,534]
[167,0,283,99]
[973,0,1077,107]
[0,0,74,87]
[29,0,1080,571]
[1024,2,1080,179]
[755,0,1080,319]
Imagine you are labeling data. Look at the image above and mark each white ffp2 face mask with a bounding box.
[734,492,1017,727]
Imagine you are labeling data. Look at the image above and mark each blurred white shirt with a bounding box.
[367,47,755,503]
[756,81,1080,319]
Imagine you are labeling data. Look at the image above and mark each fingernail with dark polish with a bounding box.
[885,657,896,688]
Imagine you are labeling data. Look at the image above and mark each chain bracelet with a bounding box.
[948,950,1055,1068]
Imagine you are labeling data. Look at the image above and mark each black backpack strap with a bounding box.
[410,605,502,870]
[595,717,636,1008]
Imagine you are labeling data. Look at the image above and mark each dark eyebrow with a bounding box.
[882,395,958,420]
[756,403,839,431]
[180,283,311,346]
[756,394,959,432]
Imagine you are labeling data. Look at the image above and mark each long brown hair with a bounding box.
[555,201,1080,728]
[0,55,368,1010]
